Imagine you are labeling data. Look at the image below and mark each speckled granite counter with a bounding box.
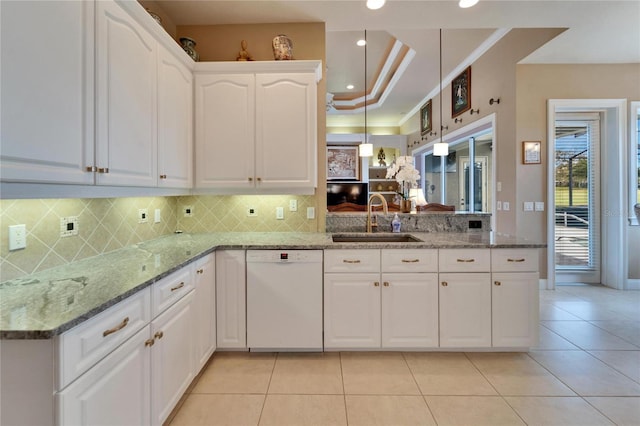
[0,231,543,339]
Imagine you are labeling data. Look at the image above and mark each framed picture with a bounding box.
[420,99,432,135]
[522,141,542,164]
[327,146,360,180]
[451,66,471,118]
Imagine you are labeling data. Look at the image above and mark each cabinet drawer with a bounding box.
[57,287,151,390]
[324,249,380,273]
[381,249,438,273]
[152,267,194,318]
[438,249,490,272]
[491,249,539,272]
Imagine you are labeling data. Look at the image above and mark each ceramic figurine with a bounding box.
[236,40,254,61]
[272,34,293,60]
[179,37,199,61]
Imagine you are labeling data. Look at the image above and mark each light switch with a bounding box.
[154,209,161,223]
[9,224,26,251]
[307,207,315,219]
[497,201,502,211]
[524,202,534,212]
[535,201,545,211]
[276,207,284,220]
[503,201,510,211]
[289,199,297,212]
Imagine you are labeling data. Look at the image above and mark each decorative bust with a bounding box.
[236,40,254,61]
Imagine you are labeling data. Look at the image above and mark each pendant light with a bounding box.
[366,0,386,10]
[433,29,449,157]
[359,29,373,157]
[458,0,479,8]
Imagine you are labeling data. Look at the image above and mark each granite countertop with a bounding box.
[0,231,544,339]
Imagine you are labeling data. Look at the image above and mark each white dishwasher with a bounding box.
[246,250,323,351]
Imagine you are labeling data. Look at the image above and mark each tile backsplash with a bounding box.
[0,194,318,281]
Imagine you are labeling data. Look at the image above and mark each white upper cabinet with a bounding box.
[0,0,95,184]
[157,46,193,188]
[194,61,321,194]
[95,0,158,187]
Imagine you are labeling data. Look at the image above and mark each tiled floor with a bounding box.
[169,285,640,426]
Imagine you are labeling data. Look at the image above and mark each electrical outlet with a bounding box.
[8,224,26,250]
[524,202,534,212]
[535,201,545,211]
[289,199,297,212]
[503,201,510,211]
[307,207,315,219]
[154,209,161,223]
[276,207,284,220]
[247,208,258,217]
[497,201,502,211]
[497,181,502,192]
[60,217,79,237]
[183,206,193,217]
[138,209,149,223]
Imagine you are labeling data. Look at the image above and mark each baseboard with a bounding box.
[627,278,640,290]
[539,279,548,290]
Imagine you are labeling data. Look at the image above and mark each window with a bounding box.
[632,102,640,225]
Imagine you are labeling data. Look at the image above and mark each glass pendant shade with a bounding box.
[434,142,449,157]
[459,0,479,8]
[366,0,386,10]
[359,142,373,157]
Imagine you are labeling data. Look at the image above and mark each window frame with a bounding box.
[630,101,640,226]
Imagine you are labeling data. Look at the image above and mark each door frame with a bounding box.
[546,99,628,290]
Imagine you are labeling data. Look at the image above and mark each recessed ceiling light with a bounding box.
[356,39,367,47]
[459,0,479,8]
[366,0,386,10]
[346,84,355,90]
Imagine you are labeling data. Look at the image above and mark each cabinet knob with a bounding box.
[494,281,502,286]
[97,167,109,174]
[85,166,97,172]
[441,282,448,286]
[257,177,262,182]
[159,174,167,179]
[383,281,389,287]
[374,282,380,287]
[196,268,204,274]
[154,331,164,340]
[144,338,155,347]
[248,177,253,182]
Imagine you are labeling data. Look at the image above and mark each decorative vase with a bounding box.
[146,8,162,26]
[400,199,411,213]
[272,34,293,60]
[179,37,199,61]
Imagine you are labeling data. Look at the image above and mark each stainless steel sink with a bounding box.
[332,234,423,243]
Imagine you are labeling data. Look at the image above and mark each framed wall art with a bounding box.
[522,141,542,164]
[327,146,360,180]
[420,99,432,136]
[451,66,471,118]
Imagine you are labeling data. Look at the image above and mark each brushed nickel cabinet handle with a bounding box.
[97,167,109,173]
[507,258,525,263]
[456,258,475,263]
[154,331,164,339]
[401,259,420,263]
[374,282,380,287]
[103,317,129,337]
[144,338,155,347]
[494,281,502,286]
[170,282,185,292]
[441,282,448,286]
[343,259,361,264]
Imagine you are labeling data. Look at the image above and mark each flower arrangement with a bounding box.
[386,156,420,201]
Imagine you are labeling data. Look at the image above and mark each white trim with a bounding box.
[547,99,627,290]
[194,60,323,83]
[539,279,548,290]
[399,28,511,127]
[627,279,640,290]
[630,101,639,226]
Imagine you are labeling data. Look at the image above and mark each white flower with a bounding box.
[386,156,420,199]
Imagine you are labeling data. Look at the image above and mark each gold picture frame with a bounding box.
[522,141,541,164]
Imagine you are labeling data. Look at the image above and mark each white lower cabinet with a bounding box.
[215,250,246,348]
[438,273,492,348]
[57,325,152,426]
[492,272,539,347]
[194,253,216,372]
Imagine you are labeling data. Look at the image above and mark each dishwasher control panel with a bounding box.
[246,250,323,263]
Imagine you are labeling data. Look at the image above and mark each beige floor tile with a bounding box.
[404,352,497,395]
[340,352,420,395]
[258,394,347,426]
[345,395,436,426]
[587,350,640,382]
[424,396,525,425]
[585,397,640,426]
[466,352,575,396]
[268,352,343,394]
[590,321,640,346]
[192,352,276,394]
[168,394,264,426]
[529,350,640,396]
[550,301,630,321]
[505,396,615,425]
[540,303,582,321]
[533,324,581,350]
[542,321,638,350]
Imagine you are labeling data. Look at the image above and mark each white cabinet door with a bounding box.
[57,325,152,426]
[255,73,317,189]
[439,273,492,348]
[492,272,539,348]
[194,253,216,373]
[0,0,94,184]
[215,250,247,348]
[96,0,157,186]
[151,291,195,426]
[194,74,255,189]
[381,273,439,348]
[324,273,381,349]
[157,46,193,188]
